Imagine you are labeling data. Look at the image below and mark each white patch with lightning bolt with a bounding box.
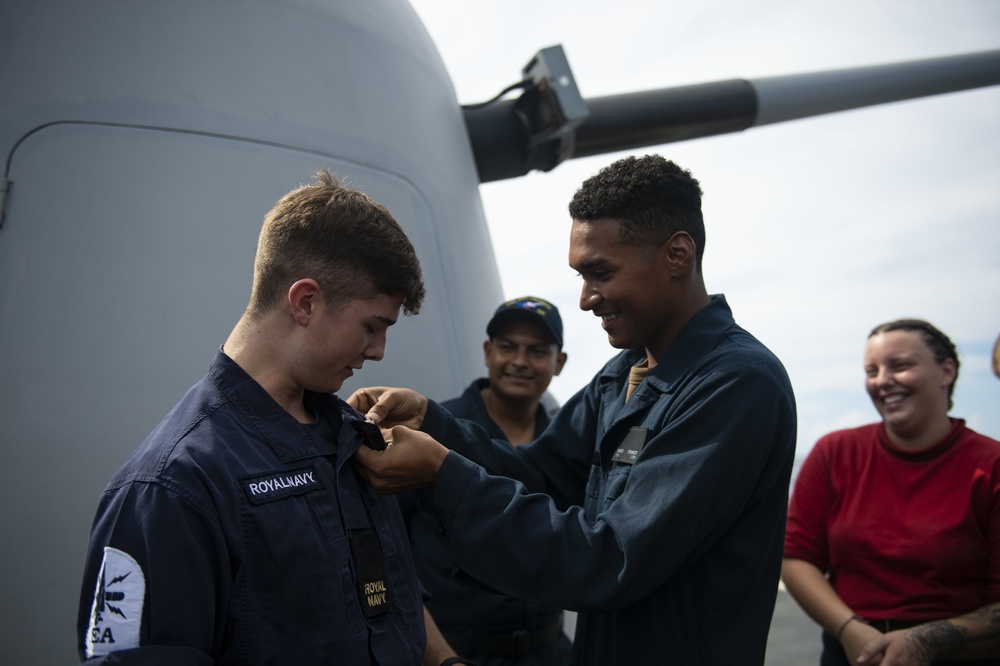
[86,547,145,657]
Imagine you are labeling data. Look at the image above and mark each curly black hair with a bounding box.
[568,154,705,267]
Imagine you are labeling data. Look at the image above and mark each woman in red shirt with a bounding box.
[783,319,1000,665]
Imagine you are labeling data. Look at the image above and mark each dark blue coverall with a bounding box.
[78,350,426,665]
[404,378,572,666]
[418,295,797,665]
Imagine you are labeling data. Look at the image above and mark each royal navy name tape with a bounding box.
[242,468,320,504]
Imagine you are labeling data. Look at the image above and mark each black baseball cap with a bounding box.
[486,296,563,348]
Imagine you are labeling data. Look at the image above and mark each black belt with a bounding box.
[440,616,563,658]
[865,618,924,633]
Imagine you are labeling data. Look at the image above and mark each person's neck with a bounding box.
[885,414,953,453]
[224,315,311,423]
[481,386,538,446]
[645,284,711,369]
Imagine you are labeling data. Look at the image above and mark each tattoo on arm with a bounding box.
[907,605,1000,660]
[907,622,966,660]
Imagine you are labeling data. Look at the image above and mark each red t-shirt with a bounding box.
[784,419,1000,621]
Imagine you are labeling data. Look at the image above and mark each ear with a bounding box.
[287,278,321,326]
[660,231,697,276]
[482,339,492,365]
[553,351,568,376]
[940,357,958,390]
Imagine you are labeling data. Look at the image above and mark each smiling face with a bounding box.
[484,320,566,406]
[569,218,679,361]
[864,329,956,447]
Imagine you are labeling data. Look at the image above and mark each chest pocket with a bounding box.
[239,463,367,660]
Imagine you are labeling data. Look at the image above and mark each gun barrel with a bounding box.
[750,49,1000,126]
[573,79,756,159]
[466,49,1000,183]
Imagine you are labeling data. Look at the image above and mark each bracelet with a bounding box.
[836,613,867,641]
[440,658,479,666]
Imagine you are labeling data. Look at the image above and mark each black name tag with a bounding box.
[611,427,648,465]
[350,419,387,451]
[349,532,390,617]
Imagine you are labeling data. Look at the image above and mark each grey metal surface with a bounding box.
[0,1,501,662]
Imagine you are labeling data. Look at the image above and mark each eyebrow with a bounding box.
[572,257,606,271]
[374,315,397,327]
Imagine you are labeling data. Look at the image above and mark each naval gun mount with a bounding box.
[464,45,1000,183]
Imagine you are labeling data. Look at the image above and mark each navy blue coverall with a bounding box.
[78,350,426,665]
[418,295,797,665]
[404,378,571,665]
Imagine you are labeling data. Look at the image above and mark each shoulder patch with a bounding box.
[241,467,322,505]
[86,547,145,658]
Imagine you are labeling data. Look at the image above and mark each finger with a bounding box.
[389,425,420,446]
[351,448,398,493]
[350,458,373,485]
[857,636,889,663]
[351,459,371,478]
[347,386,389,414]
[346,387,369,410]
[352,443,377,466]
[364,391,397,424]
[366,392,414,427]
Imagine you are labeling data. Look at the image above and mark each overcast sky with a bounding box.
[408,0,1000,456]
